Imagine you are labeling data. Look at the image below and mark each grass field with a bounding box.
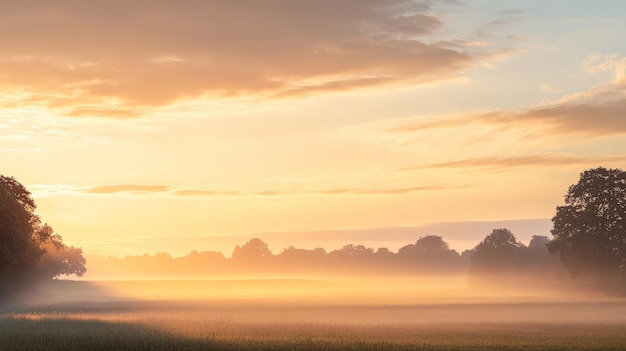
[1,279,625,350]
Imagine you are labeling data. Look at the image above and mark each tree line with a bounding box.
[1,167,625,295]
[88,230,561,284]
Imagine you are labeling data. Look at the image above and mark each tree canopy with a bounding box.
[547,167,626,291]
[469,228,526,274]
[232,238,273,261]
[0,175,85,296]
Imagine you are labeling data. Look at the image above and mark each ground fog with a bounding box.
[1,278,625,350]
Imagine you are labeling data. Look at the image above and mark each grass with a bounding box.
[1,304,625,350]
[0,280,625,350]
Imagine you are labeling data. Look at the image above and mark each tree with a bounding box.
[400,235,451,256]
[476,228,523,250]
[231,238,273,260]
[525,235,561,276]
[397,236,461,273]
[0,175,85,295]
[470,228,526,275]
[0,176,41,289]
[330,244,374,258]
[36,243,87,279]
[528,235,550,252]
[547,167,626,291]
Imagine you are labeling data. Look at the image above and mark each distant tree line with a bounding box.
[88,231,561,285]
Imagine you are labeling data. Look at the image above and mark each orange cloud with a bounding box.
[172,190,242,197]
[173,185,460,197]
[72,184,459,197]
[84,185,170,194]
[346,185,462,194]
[480,99,626,136]
[387,53,626,138]
[386,118,470,133]
[386,98,626,137]
[402,153,626,170]
[0,1,479,116]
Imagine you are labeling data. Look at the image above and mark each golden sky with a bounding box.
[2,1,626,257]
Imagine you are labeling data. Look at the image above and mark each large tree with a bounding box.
[0,175,85,295]
[231,238,273,260]
[469,228,526,275]
[547,167,626,290]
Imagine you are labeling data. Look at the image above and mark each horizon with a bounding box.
[81,218,553,259]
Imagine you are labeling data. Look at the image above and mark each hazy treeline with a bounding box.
[87,229,562,285]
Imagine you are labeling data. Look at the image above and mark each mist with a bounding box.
[7,233,619,321]
[4,229,625,351]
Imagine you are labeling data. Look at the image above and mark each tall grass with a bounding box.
[1,304,625,350]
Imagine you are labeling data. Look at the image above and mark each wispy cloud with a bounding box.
[31,183,459,198]
[479,99,626,137]
[537,83,562,93]
[171,184,461,197]
[388,53,626,138]
[386,118,470,133]
[172,190,242,197]
[482,53,626,136]
[401,153,626,171]
[83,185,171,194]
[0,0,486,117]
[316,184,463,195]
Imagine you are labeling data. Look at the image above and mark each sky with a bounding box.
[1,1,626,257]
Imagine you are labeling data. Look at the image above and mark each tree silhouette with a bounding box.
[0,175,85,295]
[469,228,526,278]
[528,235,550,251]
[476,228,523,250]
[398,236,461,273]
[547,167,626,291]
[232,238,273,260]
[399,235,453,256]
[330,244,374,258]
[415,235,451,252]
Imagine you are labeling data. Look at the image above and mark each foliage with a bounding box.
[399,235,451,255]
[467,229,561,286]
[0,175,85,295]
[0,176,41,288]
[528,235,550,251]
[470,228,526,272]
[475,228,524,250]
[232,238,273,260]
[548,167,626,291]
[90,231,564,280]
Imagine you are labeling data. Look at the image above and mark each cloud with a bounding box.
[499,9,524,16]
[83,185,170,194]
[581,52,621,74]
[386,118,470,133]
[33,183,460,198]
[0,0,482,117]
[388,53,626,138]
[172,190,242,197]
[537,83,562,93]
[317,184,463,195]
[402,153,626,170]
[173,185,460,197]
[481,99,626,136]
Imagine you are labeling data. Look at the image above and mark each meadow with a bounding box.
[1,279,625,350]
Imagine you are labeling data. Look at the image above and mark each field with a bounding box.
[1,279,625,350]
